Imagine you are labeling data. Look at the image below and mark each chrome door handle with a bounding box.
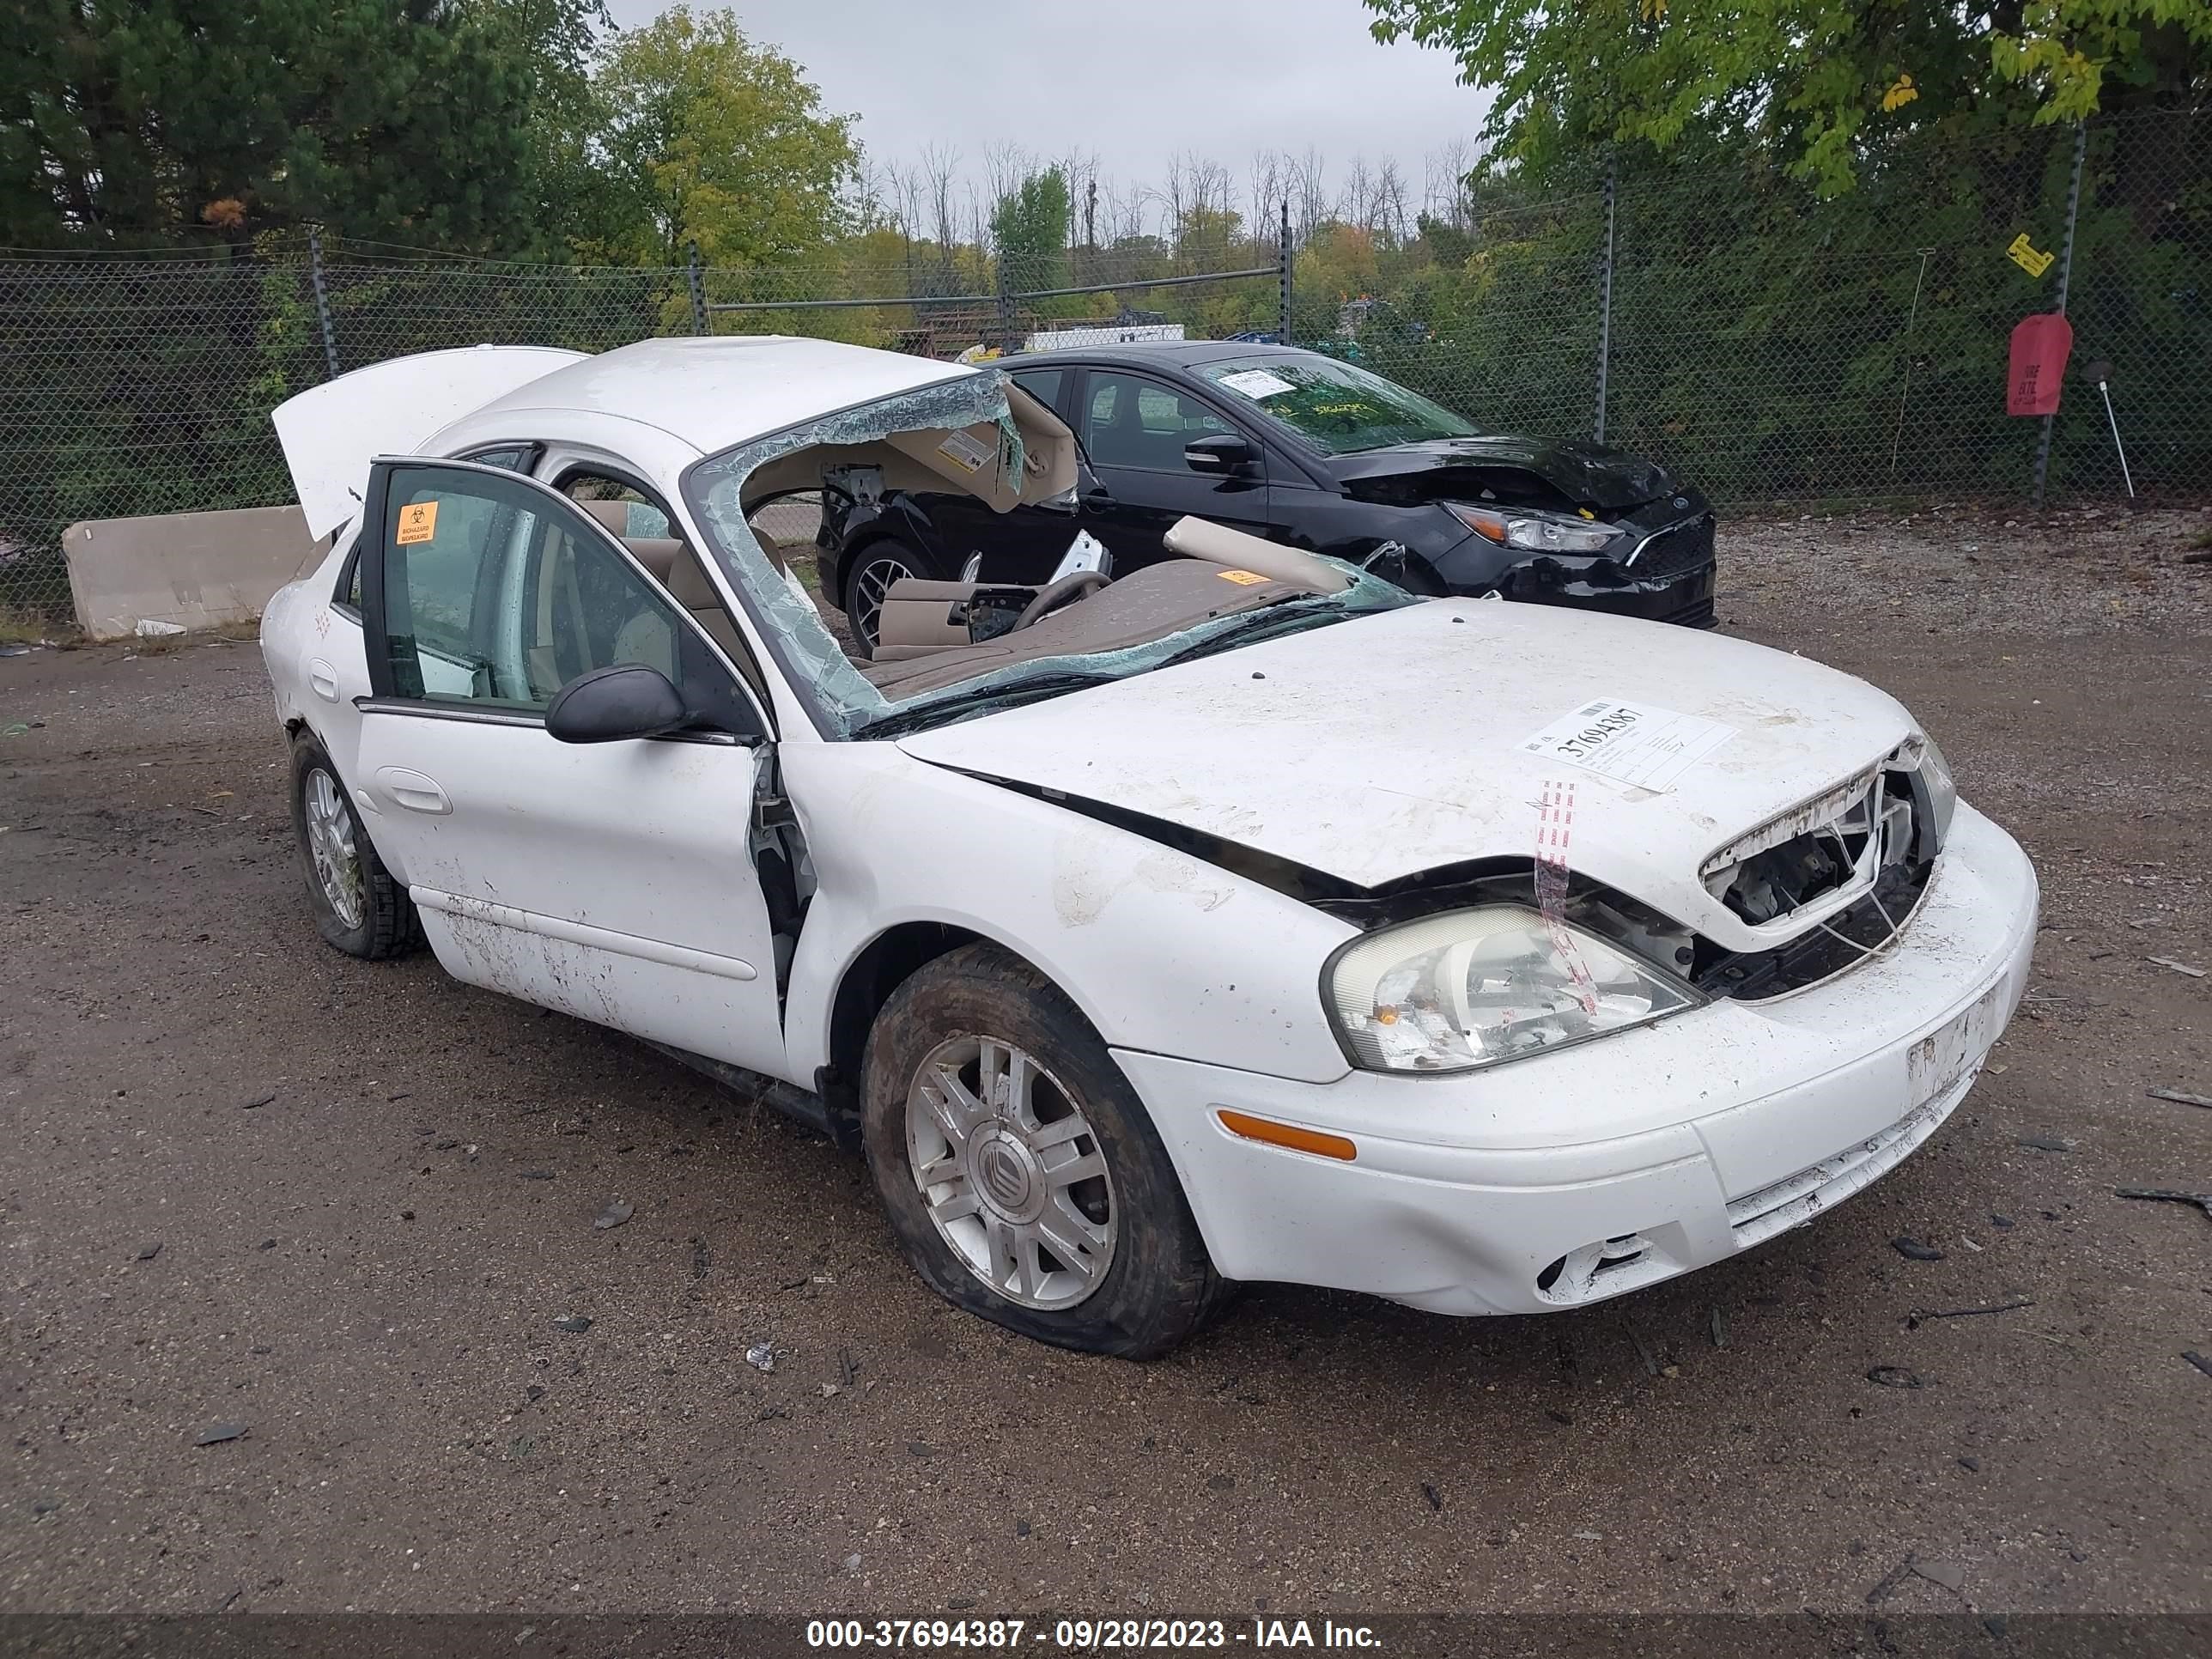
[376,768,451,815]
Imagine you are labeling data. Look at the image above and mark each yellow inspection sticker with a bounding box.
[396,501,439,544]
[1217,569,1268,586]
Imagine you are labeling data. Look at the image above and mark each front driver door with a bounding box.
[1073,369,1273,572]
[350,457,788,1078]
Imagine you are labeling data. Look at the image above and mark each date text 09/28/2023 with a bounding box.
[804,1617,1382,1649]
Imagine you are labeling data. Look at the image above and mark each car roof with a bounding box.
[1004,339,1309,373]
[452,335,979,458]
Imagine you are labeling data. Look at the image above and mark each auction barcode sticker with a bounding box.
[1517,698,1736,793]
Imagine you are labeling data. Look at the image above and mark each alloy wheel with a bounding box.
[850,551,915,651]
[904,1034,1116,1310]
[303,767,365,930]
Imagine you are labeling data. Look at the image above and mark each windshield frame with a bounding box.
[679,369,1420,743]
[1195,353,1480,457]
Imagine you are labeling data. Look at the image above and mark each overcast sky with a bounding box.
[605,0,1492,214]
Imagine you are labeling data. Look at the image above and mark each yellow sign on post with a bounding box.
[2007,234,2055,278]
[396,501,439,544]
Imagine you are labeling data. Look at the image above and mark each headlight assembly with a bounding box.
[1445,502,1617,555]
[1325,904,1702,1075]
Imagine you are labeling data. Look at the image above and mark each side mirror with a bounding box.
[1184,434,1255,475]
[545,663,690,744]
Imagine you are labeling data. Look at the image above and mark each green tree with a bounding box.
[587,5,859,267]
[1364,0,2211,194]
[0,1,605,248]
[990,166,1072,294]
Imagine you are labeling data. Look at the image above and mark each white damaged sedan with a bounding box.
[259,337,2038,1357]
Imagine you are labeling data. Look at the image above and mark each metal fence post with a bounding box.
[2032,121,2087,508]
[996,254,1017,353]
[1595,166,1615,445]
[307,228,340,380]
[1279,199,1293,346]
[686,240,708,336]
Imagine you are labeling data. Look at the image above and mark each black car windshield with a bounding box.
[1196,356,1478,454]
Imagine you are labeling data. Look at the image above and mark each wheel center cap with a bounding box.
[970,1128,1042,1222]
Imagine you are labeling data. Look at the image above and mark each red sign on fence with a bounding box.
[2008,313,2074,416]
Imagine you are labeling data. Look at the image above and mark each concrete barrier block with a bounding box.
[63,505,324,641]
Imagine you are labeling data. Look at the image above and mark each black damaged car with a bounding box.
[817,339,1717,653]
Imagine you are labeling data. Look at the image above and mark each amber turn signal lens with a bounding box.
[1445,503,1509,542]
[1216,1109,1357,1162]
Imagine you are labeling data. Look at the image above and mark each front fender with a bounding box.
[776,740,1358,1087]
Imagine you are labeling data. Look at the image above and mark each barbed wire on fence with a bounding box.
[2,109,2203,620]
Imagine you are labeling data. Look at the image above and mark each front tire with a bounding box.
[861,943,1228,1358]
[289,733,421,960]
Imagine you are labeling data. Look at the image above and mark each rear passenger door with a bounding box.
[1073,369,1273,570]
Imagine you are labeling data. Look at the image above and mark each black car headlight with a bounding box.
[1445,502,1617,555]
[1325,904,1703,1074]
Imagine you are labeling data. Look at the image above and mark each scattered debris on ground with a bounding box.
[2146,1087,2212,1109]
[2115,1188,2212,1222]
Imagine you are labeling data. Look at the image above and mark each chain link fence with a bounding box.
[1,109,2203,622]
[1351,108,2209,509]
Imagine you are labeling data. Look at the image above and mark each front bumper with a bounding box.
[1113,804,2038,1316]
[1498,554,1717,628]
[1430,507,1717,627]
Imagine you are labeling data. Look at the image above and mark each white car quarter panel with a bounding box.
[260,543,373,788]
[777,740,1358,1086]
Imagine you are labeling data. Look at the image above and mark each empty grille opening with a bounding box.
[1707,776,1905,927]
[1697,767,1939,1000]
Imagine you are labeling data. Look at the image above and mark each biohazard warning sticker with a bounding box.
[396,501,439,544]
[1517,698,1736,793]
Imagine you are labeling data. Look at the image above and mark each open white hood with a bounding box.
[896,599,1918,939]
[271,345,586,540]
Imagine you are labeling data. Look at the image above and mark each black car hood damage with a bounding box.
[1331,436,1680,515]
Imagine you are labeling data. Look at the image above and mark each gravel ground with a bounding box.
[2,507,2209,1623]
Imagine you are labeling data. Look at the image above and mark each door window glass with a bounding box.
[1009,368,1062,415]
[1082,372,1232,471]
[460,443,541,473]
[375,465,749,729]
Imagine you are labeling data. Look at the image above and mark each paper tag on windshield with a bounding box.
[1218,368,1296,400]
[396,501,438,544]
[1518,699,1736,793]
[1217,569,1268,586]
[937,428,994,474]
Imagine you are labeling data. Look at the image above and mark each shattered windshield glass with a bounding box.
[1197,356,1479,454]
[682,368,1419,739]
